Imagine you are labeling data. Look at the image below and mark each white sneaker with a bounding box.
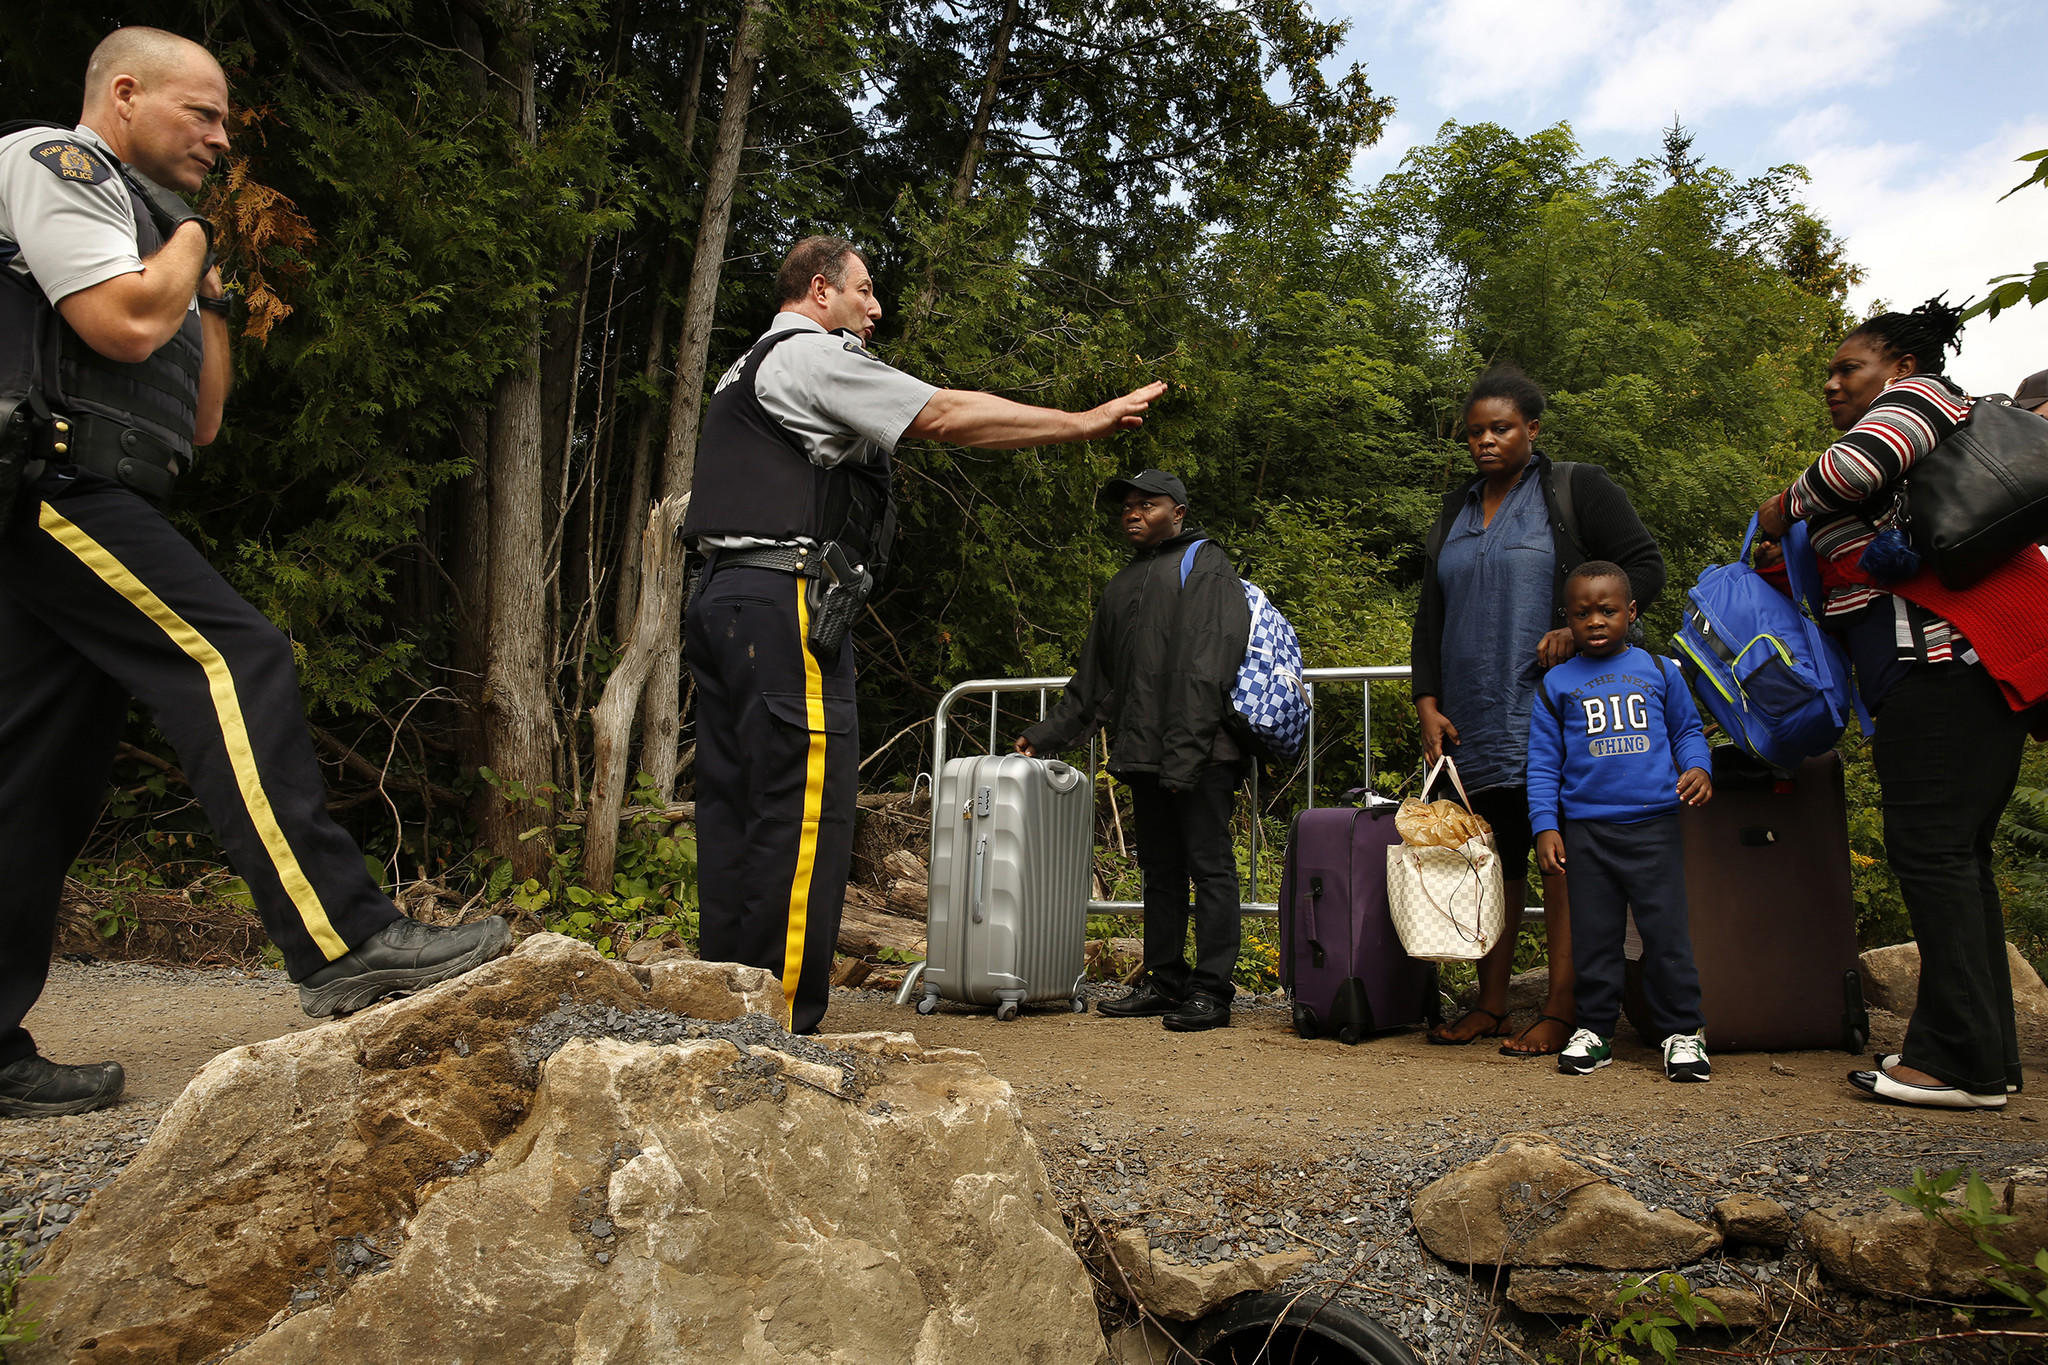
[1662,1032,1710,1083]
[1558,1028,1612,1075]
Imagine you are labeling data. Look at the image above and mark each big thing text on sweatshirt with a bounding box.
[1527,646,1713,833]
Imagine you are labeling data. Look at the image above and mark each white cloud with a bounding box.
[1793,121,2048,394]
[1578,0,1950,134]
[1377,0,1633,107]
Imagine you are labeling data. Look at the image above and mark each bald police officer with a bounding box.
[684,234,1163,1033]
[0,27,510,1118]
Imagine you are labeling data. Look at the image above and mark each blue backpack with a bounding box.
[1671,516,1866,770]
[1180,540,1312,765]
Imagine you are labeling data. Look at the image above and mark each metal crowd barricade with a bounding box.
[894,663,1542,1006]
[923,664,1417,917]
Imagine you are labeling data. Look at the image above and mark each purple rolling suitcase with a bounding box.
[1278,800,1440,1043]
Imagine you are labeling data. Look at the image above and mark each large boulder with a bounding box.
[1800,1185,2048,1300]
[1506,1268,1764,1327]
[23,935,1108,1365]
[1088,1228,1313,1321]
[1412,1136,1720,1270]
[1858,941,2048,1020]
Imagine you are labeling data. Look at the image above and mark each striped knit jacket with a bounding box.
[1783,374,1973,662]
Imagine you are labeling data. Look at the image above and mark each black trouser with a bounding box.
[1126,765,1242,1003]
[0,471,399,1067]
[1565,813,1702,1041]
[1874,661,2028,1096]
[685,564,856,1034]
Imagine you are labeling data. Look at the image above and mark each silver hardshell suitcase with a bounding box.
[918,754,1093,1020]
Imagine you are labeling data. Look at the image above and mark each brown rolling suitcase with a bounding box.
[1625,747,1870,1052]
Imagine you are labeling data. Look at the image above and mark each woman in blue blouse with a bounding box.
[1411,365,1665,1054]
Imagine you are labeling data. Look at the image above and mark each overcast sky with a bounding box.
[1328,0,2048,396]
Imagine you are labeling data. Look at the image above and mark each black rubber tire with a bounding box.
[995,1001,1019,1022]
[1336,1024,1362,1046]
[1292,1004,1320,1040]
[1190,1290,1422,1365]
[1071,997,1088,1014]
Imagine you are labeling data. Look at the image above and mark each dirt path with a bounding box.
[23,959,2045,1169]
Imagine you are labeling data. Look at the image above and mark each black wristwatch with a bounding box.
[196,292,233,318]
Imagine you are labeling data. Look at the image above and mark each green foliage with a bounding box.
[481,773,700,957]
[0,1213,40,1351]
[1887,1167,2048,1319]
[1561,1271,1727,1365]
[2001,780,2048,973]
[1963,148,2048,322]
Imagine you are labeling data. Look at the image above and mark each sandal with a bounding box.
[1427,1007,1512,1046]
[1501,1012,1573,1058]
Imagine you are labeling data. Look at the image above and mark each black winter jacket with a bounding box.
[1020,526,1252,789]
[1410,452,1664,702]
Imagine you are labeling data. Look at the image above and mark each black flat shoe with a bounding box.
[1163,994,1231,1033]
[1848,1068,2006,1110]
[0,1054,125,1118]
[1096,985,1181,1018]
[299,915,514,1018]
[1873,1054,2019,1095]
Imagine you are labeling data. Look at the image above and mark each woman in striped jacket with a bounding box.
[1758,298,2048,1111]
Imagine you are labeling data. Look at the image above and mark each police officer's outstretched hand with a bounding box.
[1083,380,1167,437]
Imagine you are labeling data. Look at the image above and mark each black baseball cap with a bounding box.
[1097,468,1188,510]
[2012,368,2048,410]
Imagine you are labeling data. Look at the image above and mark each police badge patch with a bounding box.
[31,140,110,185]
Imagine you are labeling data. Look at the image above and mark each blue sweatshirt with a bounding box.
[1527,646,1712,833]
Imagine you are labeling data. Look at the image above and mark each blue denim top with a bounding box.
[1434,464,1556,793]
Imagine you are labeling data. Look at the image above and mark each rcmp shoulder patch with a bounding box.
[30,140,110,186]
[829,327,875,359]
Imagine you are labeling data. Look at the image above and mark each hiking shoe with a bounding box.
[299,915,514,1019]
[0,1054,124,1118]
[1162,993,1231,1033]
[1662,1032,1711,1083]
[1558,1029,1612,1075]
[1096,984,1182,1018]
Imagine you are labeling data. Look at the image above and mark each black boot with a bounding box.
[1096,983,1182,1018]
[299,915,514,1018]
[0,1055,125,1118]
[1163,993,1231,1033]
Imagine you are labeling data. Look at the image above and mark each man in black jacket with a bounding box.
[1017,470,1250,1031]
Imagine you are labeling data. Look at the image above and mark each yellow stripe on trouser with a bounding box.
[38,503,348,959]
[783,580,830,1014]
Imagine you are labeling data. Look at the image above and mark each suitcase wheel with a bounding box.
[995,1001,1020,1022]
[1291,1004,1320,1040]
[1070,996,1088,1014]
[1336,1024,1362,1046]
[915,995,937,1016]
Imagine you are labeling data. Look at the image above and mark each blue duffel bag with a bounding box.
[1671,515,1866,770]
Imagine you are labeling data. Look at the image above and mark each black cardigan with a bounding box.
[1410,452,1664,702]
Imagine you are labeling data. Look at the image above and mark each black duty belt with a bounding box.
[44,412,183,503]
[711,543,827,578]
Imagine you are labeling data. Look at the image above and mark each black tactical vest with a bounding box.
[682,328,896,573]
[0,125,204,462]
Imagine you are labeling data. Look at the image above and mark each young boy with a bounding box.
[1016,470,1251,1032]
[1528,561,1715,1081]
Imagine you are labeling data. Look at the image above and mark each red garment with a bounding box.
[1823,547,2048,712]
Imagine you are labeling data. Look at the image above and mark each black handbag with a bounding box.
[1902,397,2048,589]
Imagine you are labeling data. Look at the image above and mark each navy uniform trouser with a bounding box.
[684,564,856,1034]
[1126,765,1243,1003]
[1564,813,1702,1041]
[0,471,400,1067]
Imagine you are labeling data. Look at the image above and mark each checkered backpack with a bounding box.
[1180,540,1312,765]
